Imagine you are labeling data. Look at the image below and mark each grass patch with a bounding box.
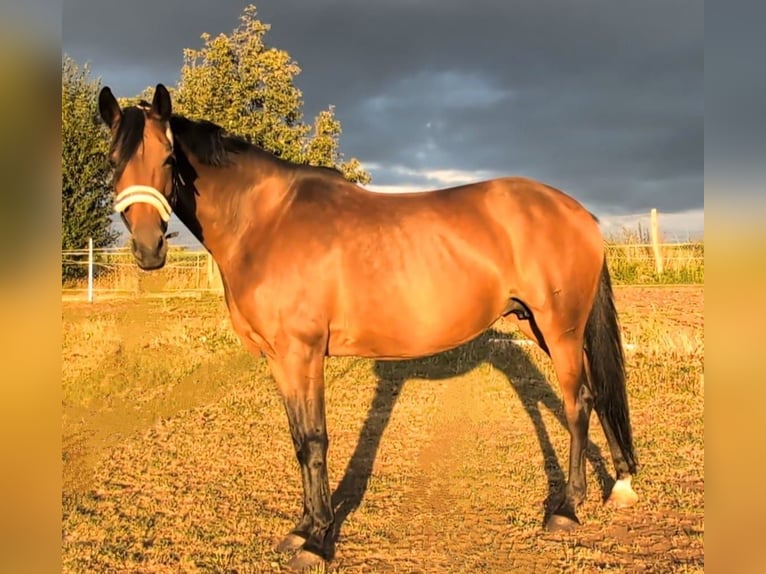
[605,241,703,285]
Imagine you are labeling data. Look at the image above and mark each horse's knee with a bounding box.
[300,432,328,465]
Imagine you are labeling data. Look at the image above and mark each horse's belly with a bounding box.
[327,279,504,359]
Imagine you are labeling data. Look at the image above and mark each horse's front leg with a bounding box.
[267,342,333,570]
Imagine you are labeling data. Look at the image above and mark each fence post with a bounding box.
[207,252,214,290]
[650,208,663,275]
[87,237,94,303]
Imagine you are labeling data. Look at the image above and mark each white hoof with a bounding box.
[606,477,638,509]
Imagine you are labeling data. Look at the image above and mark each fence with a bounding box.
[605,241,704,284]
[62,246,224,300]
[61,240,704,301]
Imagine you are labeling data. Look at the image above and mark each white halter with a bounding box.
[114,185,172,222]
[113,114,176,222]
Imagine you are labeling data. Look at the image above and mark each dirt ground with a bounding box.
[62,285,704,573]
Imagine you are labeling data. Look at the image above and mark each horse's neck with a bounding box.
[174,154,289,266]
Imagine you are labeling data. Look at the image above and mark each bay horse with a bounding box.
[98,84,638,571]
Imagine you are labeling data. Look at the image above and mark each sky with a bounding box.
[63,0,703,244]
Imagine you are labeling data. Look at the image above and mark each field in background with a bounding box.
[62,285,704,573]
[606,241,703,285]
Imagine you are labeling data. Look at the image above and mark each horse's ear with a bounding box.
[151,84,172,122]
[98,86,122,129]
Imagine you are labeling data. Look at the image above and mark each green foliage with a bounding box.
[61,55,118,262]
[118,85,176,110]
[173,5,370,184]
[305,107,342,168]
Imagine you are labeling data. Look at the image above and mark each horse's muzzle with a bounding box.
[132,234,167,270]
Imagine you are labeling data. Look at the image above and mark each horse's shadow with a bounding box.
[329,327,613,548]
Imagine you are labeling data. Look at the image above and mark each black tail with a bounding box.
[584,259,637,474]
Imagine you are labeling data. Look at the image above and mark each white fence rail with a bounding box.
[62,245,223,300]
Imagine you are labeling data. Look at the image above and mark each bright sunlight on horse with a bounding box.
[98,83,638,571]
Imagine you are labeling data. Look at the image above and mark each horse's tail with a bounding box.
[584,258,637,474]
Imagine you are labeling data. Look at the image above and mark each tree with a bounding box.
[173,4,370,184]
[61,55,118,259]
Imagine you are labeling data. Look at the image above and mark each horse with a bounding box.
[98,83,638,571]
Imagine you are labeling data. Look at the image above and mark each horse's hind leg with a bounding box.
[545,334,594,530]
[595,408,639,508]
[267,343,333,570]
[584,352,638,508]
[506,307,601,528]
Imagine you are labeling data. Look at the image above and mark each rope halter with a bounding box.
[113,185,172,223]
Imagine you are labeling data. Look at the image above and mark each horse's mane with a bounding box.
[169,115,346,180]
[110,106,146,178]
[111,105,346,179]
[169,115,251,167]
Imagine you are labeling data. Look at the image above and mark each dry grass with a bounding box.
[605,243,704,285]
[62,286,703,573]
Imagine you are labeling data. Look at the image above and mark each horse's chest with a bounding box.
[230,313,272,356]
[221,280,277,357]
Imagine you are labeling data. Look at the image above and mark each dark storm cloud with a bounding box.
[62,1,242,92]
[63,0,702,223]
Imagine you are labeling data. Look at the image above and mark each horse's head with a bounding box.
[99,84,175,270]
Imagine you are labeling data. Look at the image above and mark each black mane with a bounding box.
[169,115,251,167]
[169,115,346,178]
[112,108,346,179]
[111,106,146,178]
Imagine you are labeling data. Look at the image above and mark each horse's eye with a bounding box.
[164,155,175,167]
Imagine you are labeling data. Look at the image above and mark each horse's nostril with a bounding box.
[157,235,166,251]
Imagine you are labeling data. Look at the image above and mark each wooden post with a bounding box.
[197,252,202,290]
[650,208,663,275]
[87,237,94,303]
[207,252,216,290]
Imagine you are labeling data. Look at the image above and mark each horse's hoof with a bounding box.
[286,549,326,572]
[276,533,306,553]
[605,477,638,509]
[545,513,580,532]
